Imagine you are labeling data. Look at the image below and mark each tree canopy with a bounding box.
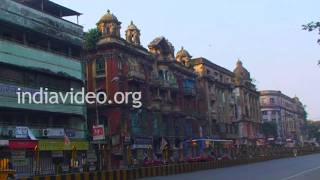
[262,122,278,138]
[83,28,102,51]
[303,21,320,66]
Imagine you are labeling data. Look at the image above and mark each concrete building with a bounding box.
[260,90,307,143]
[0,0,87,176]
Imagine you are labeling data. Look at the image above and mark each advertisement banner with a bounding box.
[39,140,89,151]
[9,140,38,149]
[15,127,28,138]
[92,125,105,141]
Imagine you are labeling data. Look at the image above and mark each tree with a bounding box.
[302,22,320,67]
[83,28,102,51]
[262,122,278,138]
[306,121,320,142]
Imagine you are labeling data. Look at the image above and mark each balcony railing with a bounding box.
[0,38,83,80]
[127,70,146,81]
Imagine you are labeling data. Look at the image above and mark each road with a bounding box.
[142,153,320,180]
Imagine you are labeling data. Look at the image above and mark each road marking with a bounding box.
[281,166,320,180]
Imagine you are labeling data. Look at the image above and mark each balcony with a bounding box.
[0,83,86,116]
[127,70,145,82]
[0,39,83,80]
[0,0,83,45]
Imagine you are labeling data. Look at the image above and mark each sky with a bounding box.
[54,0,320,120]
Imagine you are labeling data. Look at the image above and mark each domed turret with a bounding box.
[97,10,121,38]
[125,21,141,45]
[148,36,175,60]
[176,47,192,67]
[234,60,250,79]
[233,59,251,85]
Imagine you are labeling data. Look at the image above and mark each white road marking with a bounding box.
[281,166,320,180]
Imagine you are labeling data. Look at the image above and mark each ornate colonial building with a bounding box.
[233,60,261,145]
[86,11,201,169]
[260,90,307,143]
[192,58,237,139]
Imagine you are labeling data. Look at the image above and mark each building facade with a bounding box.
[86,11,202,169]
[233,60,261,145]
[192,58,237,140]
[260,90,307,143]
[0,0,87,176]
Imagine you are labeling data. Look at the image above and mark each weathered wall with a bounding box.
[0,0,83,45]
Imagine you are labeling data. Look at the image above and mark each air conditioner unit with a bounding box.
[1,128,15,138]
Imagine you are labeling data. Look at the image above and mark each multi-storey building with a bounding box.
[192,58,237,140]
[233,60,261,145]
[260,90,307,143]
[0,0,87,175]
[86,11,201,169]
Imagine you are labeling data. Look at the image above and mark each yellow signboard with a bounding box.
[38,140,89,151]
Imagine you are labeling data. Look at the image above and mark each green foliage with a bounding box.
[303,22,320,66]
[306,122,320,141]
[83,28,102,51]
[262,122,278,137]
[303,21,320,45]
[302,22,320,32]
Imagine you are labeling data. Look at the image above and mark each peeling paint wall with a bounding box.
[0,0,83,45]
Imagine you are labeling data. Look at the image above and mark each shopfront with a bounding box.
[38,140,89,173]
[8,140,38,176]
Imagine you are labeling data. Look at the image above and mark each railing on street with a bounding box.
[9,146,320,180]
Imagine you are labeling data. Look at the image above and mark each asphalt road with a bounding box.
[141,153,320,180]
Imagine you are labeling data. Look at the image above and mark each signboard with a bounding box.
[0,140,9,146]
[0,83,38,97]
[92,125,105,141]
[15,127,28,138]
[133,137,153,149]
[43,128,65,138]
[65,129,76,137]
[39,140,89,151]
[9,140,38,149]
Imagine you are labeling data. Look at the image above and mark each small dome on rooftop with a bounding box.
[97,10,120,24]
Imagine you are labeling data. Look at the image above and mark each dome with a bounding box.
[176,46,192,59]
[127,21,139,30]
[97,10,120,24]
[233,59,250,80]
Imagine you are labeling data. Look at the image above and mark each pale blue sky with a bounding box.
[55,0,320,119]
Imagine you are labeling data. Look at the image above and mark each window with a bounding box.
[117,61,123,70]
[270,98,275,104]
[96,58,105,75]
[262,111,268,115]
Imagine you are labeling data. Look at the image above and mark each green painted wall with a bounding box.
[0,39,83,80]
[0,0,83,45]
[0,95,86,116]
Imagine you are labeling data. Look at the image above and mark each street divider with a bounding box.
[17,147,320,180]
